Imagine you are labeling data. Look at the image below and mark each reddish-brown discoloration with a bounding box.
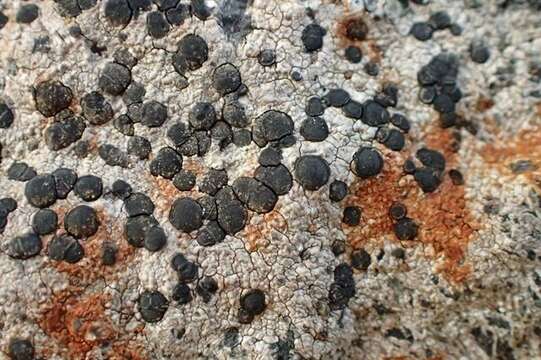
[50,207,136,284]
[335,14,383,63]
[149,175,181,217]
[38,291,146,360]
[39,293,113,356]
[405,128,477,283]
[475,96,495,113]
[482,126,541,191]
[39,206,146,359]
[240,208,288,252]
[345,127,478,283]
[148,158,204,217]
[404,178,475,283]
[345,150,413,250]
[182,158,205,176]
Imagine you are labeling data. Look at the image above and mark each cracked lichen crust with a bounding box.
[1,0,541,359]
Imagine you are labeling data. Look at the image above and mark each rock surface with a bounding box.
[0,0,540,359]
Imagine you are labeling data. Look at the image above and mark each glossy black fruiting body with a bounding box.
[45,110,86,151]
[112,179,133,199]
[173,169,196,191]
[125,215,159,247]
[252,110,294,148]
[34,80,73,117]
[172,283,192,304]
[0,101,14,128]
[294,155,330,191]
[189,102,217,130]
[104,0,132,27]
[124,192,155,217]
[301,23,326,52]
[300,117,329,142]
[64,205,100,238]
[232,177,277,214]
[196,277,219,303]
[74,175,103,201]
[352,147,384,178]
[8,338,35,360]
[172,34,209,74]
[345,46,362,63]
[169,197,203,232]
[48,234,85,263]
[240,289,266,317]
[8,162,36,182]
[351,249,371,270]
[99,63,132,96]
[8,233,42,260]
[80,91,114,125]
[144,226,167,252]
[98,144,129,168]
[410,22,434,41]
[394,217,419,240]
[128,136,152,160]
[32,208,58,235]
[149,147,183,179]
[138,290,168,323]
[52,168,77,199]
[147,11,170,38]
[255,164,293,196]
[329,180,348,202]
[343,206,361,226]
[141,100,168,128]
[25,174,57,208]
[16,4,39,24]
[212,63,242,96]
[328,263,355,310]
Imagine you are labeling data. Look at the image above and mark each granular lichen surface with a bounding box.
[0,0,540,359]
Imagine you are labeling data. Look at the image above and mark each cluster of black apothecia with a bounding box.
[1,1,491,354]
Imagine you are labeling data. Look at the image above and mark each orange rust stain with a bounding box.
[404,177,475,283]
[384,351,445,359]
[148,158,205,217]
[182,158,205,175]
[345,126,478,283]
[38,291,146,360]
[50,208,136,285]
[481,126,541,191]
[406,127,477,283]
[335,14,382,63]
[475,96,495,113]
[426,356,446,360]
[336,16,369,42]
[240,208,288,252]
[149,175,181,216]
[345,150,413,250]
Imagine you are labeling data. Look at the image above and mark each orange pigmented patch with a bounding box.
[50,208,136,285]
[345,150,414,250]
[481,126,541,191]
[406,127,477,283]
[345,127,478,283]
[475,96,495,113]
[149,175,181,217]
[38,291,146,359]
[241,209,288,252]
[335,14,383,63]
[148,158,204,217]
